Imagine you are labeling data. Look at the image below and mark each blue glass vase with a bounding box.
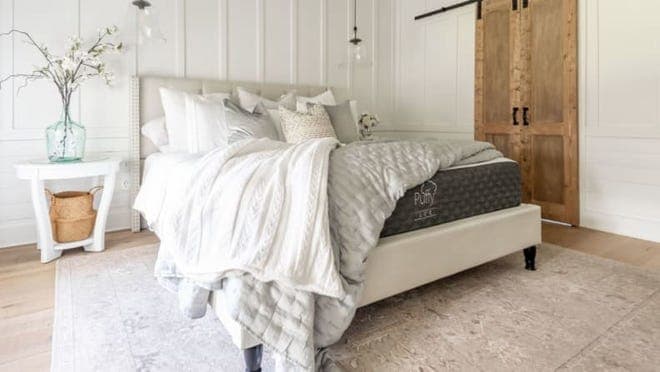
[46,108,86,162]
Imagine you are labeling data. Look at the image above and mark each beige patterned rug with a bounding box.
[52,243,660,371]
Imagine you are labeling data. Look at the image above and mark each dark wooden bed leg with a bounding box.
[523,246,537,271]
[243,344,263,372]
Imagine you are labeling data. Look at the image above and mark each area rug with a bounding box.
[52,243,660,371]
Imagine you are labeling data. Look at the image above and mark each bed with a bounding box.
[129,76,541,371]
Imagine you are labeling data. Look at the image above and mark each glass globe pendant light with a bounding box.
[132,0,166,44]
[349,0,362,62]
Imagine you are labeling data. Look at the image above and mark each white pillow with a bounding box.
[160,87,232,153]
[296,89,336,109]
[184,93,230,153]
[141,117,169,150]
[236,87,296,112]
[159,87,189,152]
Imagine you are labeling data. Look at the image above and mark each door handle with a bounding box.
[522,107,530,126]
[512,107,520,126]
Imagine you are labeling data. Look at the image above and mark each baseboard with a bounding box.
[581,210,660,243]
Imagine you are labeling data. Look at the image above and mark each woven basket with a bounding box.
[47,186,102,243]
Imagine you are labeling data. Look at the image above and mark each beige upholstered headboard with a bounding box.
[128,75,345,231]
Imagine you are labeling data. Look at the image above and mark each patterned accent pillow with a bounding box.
[279,104,337,144]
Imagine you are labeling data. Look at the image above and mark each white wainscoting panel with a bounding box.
[297,0,323,85]
[380,0,476,133]
[263,0,292,84]
[185,0,220,79]
[326,0,350,93]
[227,0,258,81]
[374,0,394,126]
[579,0,660,242]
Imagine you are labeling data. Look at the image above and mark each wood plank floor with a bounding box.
[0,230,158,372]
[542,222,660,270]
[0,225,658,371]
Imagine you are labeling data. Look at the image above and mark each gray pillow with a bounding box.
[308,100,359,143]
[223,99,279,143]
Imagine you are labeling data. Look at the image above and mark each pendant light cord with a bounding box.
[349,0,361,44]
[353,0,357,33]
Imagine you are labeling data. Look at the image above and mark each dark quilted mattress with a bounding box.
[380,160,521,237]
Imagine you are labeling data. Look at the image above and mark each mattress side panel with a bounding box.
[381,161,521,237]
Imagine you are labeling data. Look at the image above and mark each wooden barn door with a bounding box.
[475,0,522,162]
[519,0,578,225]
[476,0,578,225]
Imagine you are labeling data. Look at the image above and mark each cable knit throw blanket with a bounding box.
[134,137,502,371]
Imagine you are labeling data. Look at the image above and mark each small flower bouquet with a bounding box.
[358,112,380,141]
[0,26,123,162]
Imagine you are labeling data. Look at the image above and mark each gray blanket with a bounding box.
[166,139,501,370]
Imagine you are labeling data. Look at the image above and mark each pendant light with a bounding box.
[349,0,363,62]
[132,0,166,44]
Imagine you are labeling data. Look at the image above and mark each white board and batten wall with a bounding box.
[1,0,659,247]
[375,0,475,140]
[578,0,660,242]
[0,0,385,248]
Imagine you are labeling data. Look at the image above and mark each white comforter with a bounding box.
[135,137,345,299]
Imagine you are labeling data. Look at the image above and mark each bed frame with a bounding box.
[129,76,542,372]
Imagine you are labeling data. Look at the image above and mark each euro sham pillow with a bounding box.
[141,116,170,151]
[223,99,280,143]
[279,104,337,144]
[160,88,231,153]
[236,86,297,112]
[307,100,359,143]
[184,93,230,153]
[159,87,189,152]
[296,89,336,110]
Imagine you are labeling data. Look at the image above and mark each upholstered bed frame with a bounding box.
[129,76,542,371]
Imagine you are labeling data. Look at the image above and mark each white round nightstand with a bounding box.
[14,157,121,263]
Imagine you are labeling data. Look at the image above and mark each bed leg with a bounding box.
[243,344,263,372]
[523,246,537,271]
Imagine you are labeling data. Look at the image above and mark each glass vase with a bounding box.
[359,127,374,141]
[46,109,86,162]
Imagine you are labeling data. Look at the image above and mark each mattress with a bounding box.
[380,158,521,237]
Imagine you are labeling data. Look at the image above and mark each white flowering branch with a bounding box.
[0,26,123,121]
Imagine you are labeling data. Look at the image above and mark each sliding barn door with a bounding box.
[476,0,578,225]
[475,0,521,161]
[520,0,578,225]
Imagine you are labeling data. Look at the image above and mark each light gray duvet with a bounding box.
[140,138,502,371]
